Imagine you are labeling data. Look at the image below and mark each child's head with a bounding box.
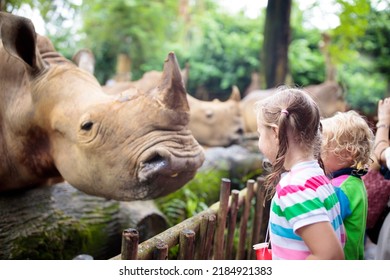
[321,110,373,173]
[255,86,322,189]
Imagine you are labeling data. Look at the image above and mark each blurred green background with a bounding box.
[3,0,389,116]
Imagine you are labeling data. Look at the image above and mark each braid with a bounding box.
[264,110,290,198]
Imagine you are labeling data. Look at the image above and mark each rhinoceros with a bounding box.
[0,12,205,201]
[187,86,244,147]
[240,81,348,133]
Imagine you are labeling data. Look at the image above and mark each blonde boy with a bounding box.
[321,110,374,259]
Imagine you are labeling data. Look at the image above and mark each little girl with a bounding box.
[255,86,345,260]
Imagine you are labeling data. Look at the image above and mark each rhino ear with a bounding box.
[72,48,95,75]
[157,52,189,111]
[0,12,46,76]
[229,85,241,102]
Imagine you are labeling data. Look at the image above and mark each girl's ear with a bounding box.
[271,126,279,140]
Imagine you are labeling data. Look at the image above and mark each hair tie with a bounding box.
[281,109,289,116]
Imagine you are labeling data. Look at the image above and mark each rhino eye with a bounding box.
[81,121,94,131]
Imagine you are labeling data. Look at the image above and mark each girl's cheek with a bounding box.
[257,137,264,151]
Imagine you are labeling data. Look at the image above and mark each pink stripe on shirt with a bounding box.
[271,243,311,260]
[331,175,349,187]
[276,175,327,197]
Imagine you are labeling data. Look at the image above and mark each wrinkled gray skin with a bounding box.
[0,12,205,201]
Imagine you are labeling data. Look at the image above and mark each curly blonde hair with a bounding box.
[321,110,374,171]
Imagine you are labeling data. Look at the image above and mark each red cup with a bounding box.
[253,242,272,260]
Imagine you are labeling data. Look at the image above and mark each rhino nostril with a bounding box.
[237,128,244,135]
[145,153,165,165]
[139,151,176,183]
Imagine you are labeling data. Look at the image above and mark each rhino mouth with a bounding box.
[135,145,204,199]
[138,149,184,183]
[139,153,170,181]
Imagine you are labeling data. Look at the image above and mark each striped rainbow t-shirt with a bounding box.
[269,160,346,260]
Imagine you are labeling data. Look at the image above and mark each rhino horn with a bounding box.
[0,12,46,77]
[229,85,241,102]
[157,52,189,111]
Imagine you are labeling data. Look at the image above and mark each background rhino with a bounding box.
[187,86,244,147]
[0,12,204,201]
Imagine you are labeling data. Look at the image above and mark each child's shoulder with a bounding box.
[284,162,327,183]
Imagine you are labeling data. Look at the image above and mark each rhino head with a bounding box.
[187,86,244,147]
[0,12,205,200]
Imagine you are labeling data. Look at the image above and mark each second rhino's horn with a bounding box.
[157,52,189,111]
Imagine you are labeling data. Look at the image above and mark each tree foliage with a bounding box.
[182,8,263,99]
[359,4,390,82]
[340,2,390,115]
[1,0,52,16]
[80,0,182,83]
[288,2,326,86]
[328,0,371,65]
[2,0,389,115]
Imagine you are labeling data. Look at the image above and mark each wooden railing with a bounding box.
[110,177,268,260]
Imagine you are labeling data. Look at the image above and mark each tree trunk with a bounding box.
[115,53,131,82]
[262,0,292,88]
[0,182,167,260]
[320,33,337,81]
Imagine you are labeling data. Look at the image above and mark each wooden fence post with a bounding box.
[121,228,139,260]
[236,179,254,260]
[196,214,216,259]
[213,178,231,259]
[154,241,168,260]
[111,177,267,260]
[251,177,266,259]
[225,190,240,259]
[178,229,196,260]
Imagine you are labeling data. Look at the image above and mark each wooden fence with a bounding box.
[110,176,268,260]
